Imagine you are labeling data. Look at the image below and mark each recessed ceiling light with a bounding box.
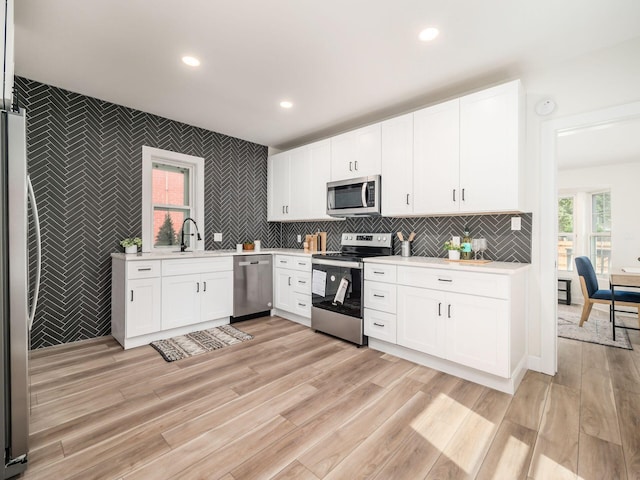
[419,27,440,42]
[181,56,200,67]
[280,101,293,109]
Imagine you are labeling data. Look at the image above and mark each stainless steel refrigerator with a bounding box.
[1,109,41,479]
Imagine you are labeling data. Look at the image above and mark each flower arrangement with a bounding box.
[120,237,142,248]
[443,240,462,251]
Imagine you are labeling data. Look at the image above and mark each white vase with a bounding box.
[448,250,460,260]
[125,245,138,254]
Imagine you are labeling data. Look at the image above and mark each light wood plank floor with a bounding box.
[23,311,640,479]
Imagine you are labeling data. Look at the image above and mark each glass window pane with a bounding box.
[591,192,611,233]
[153,208,189,247]
[557,234,574,271]
[558,197,574,233]
[590,235,611,276]
[152,163,189,206]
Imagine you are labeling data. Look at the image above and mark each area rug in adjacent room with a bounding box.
[557,304,632,350]
[150,325,254,362]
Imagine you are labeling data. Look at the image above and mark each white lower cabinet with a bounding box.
[126,277,161,338]
[364,262,527,393]
[273,255,312,323]
[396,285,445,358]
[112,256,233,349]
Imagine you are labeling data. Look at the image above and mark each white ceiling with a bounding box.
[557,117,640,170]
[14,0,640,149]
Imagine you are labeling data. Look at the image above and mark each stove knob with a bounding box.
[377,236,381,241]
[383,236,387,241]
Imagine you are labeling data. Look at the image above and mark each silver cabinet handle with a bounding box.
[282,206,285,214]
[462,188,466,201]
[298,302,307,307]
[298,262,306,266]
[137,267,152,272]
[373,271,385,275]
[373,294,385,298]
[196,282,200,293]
[288,277,291,286]
[349,161,353,171]
[438,302,441,316]
[298,280,307,284]
[203,281,207,292]
[448,304,452,318]
[406,193,410,205]
[373,322,385,327]
[27,175,41,332]
[453,189,456,202]
[354,160,358,170]
[361,182,367,207]
[130,290,134,302]
[438,278,453,283]
[280,260,287,264]
[286,205,289,214]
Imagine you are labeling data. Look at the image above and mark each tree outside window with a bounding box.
[557,196,575,271]
[590,191,611,275]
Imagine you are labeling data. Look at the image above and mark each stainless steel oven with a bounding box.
[311,233,392,345]
[326,175,381,217]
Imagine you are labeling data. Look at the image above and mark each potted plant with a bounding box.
[120,237,142,254]
[444,240,462,260]
[242,241,255,251]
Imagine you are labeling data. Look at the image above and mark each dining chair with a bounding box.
[574,256,640,327]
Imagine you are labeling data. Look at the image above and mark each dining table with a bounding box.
[610,268,640,341]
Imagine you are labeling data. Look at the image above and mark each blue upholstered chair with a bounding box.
[574,256,640,327]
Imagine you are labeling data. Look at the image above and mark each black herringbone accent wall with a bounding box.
[16,77,271,349]
[279,213,533,263]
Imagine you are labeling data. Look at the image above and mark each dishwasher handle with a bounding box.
[238,260,270,266]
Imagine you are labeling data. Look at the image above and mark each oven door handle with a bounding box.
[361,182,368,207]
[312,258,363,269]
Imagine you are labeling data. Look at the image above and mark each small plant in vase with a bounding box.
[444,241,462,260]
[120,237,142,254]
[242,241,255,251]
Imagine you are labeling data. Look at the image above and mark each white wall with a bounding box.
[522,37,640,361]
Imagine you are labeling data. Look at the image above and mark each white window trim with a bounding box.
[142,146,205,253]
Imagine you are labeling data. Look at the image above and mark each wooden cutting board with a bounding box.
[445,259,493,265]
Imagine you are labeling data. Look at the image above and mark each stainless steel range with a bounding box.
[311,233,392,345]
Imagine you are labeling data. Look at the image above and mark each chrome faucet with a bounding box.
[180,217,202,252]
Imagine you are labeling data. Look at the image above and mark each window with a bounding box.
[590,191,611,276]
[142,147,204,252]
[557,196,575,271]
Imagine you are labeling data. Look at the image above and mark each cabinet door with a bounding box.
[274,268,293,312]
[331,124,381,181]
[126,278,161,338]
[289,146,311,220]
[445,292,509,377]
[267,152,290,221]
[413,99,460,215]
[459,80,521,212]
[200,271,233,321]
[397,285,445,357]
[162,273,201,330]
[309,139,332,219]
[381,113,414,216]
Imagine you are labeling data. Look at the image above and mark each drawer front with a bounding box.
[364,308,397,343]
[275,255,294,269]
[291,257,312,272]
[292,293,311,318]
[162,256,233,276]
[127,261,161,279]
[364,263,397,283]
[397,266,509,299]
[293,271,311,295]
[364,281,397,314]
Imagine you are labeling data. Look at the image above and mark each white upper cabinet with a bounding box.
[267,139,333,222]
[267,151,291,221]
[459,80,523,213]
[330,124,381,181]
[413,99,460,215]
[381,113,414,216]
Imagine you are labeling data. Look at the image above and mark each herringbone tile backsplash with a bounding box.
[17,77,270,348]
[18,76,532,349]
[278,214,532,262]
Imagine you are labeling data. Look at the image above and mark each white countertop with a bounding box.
[364,255,531,275]
[111,248,319,261]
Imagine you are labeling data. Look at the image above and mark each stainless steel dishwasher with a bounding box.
[232,254,273,321]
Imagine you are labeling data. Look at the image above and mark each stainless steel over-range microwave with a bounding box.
[326,175,381,217]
